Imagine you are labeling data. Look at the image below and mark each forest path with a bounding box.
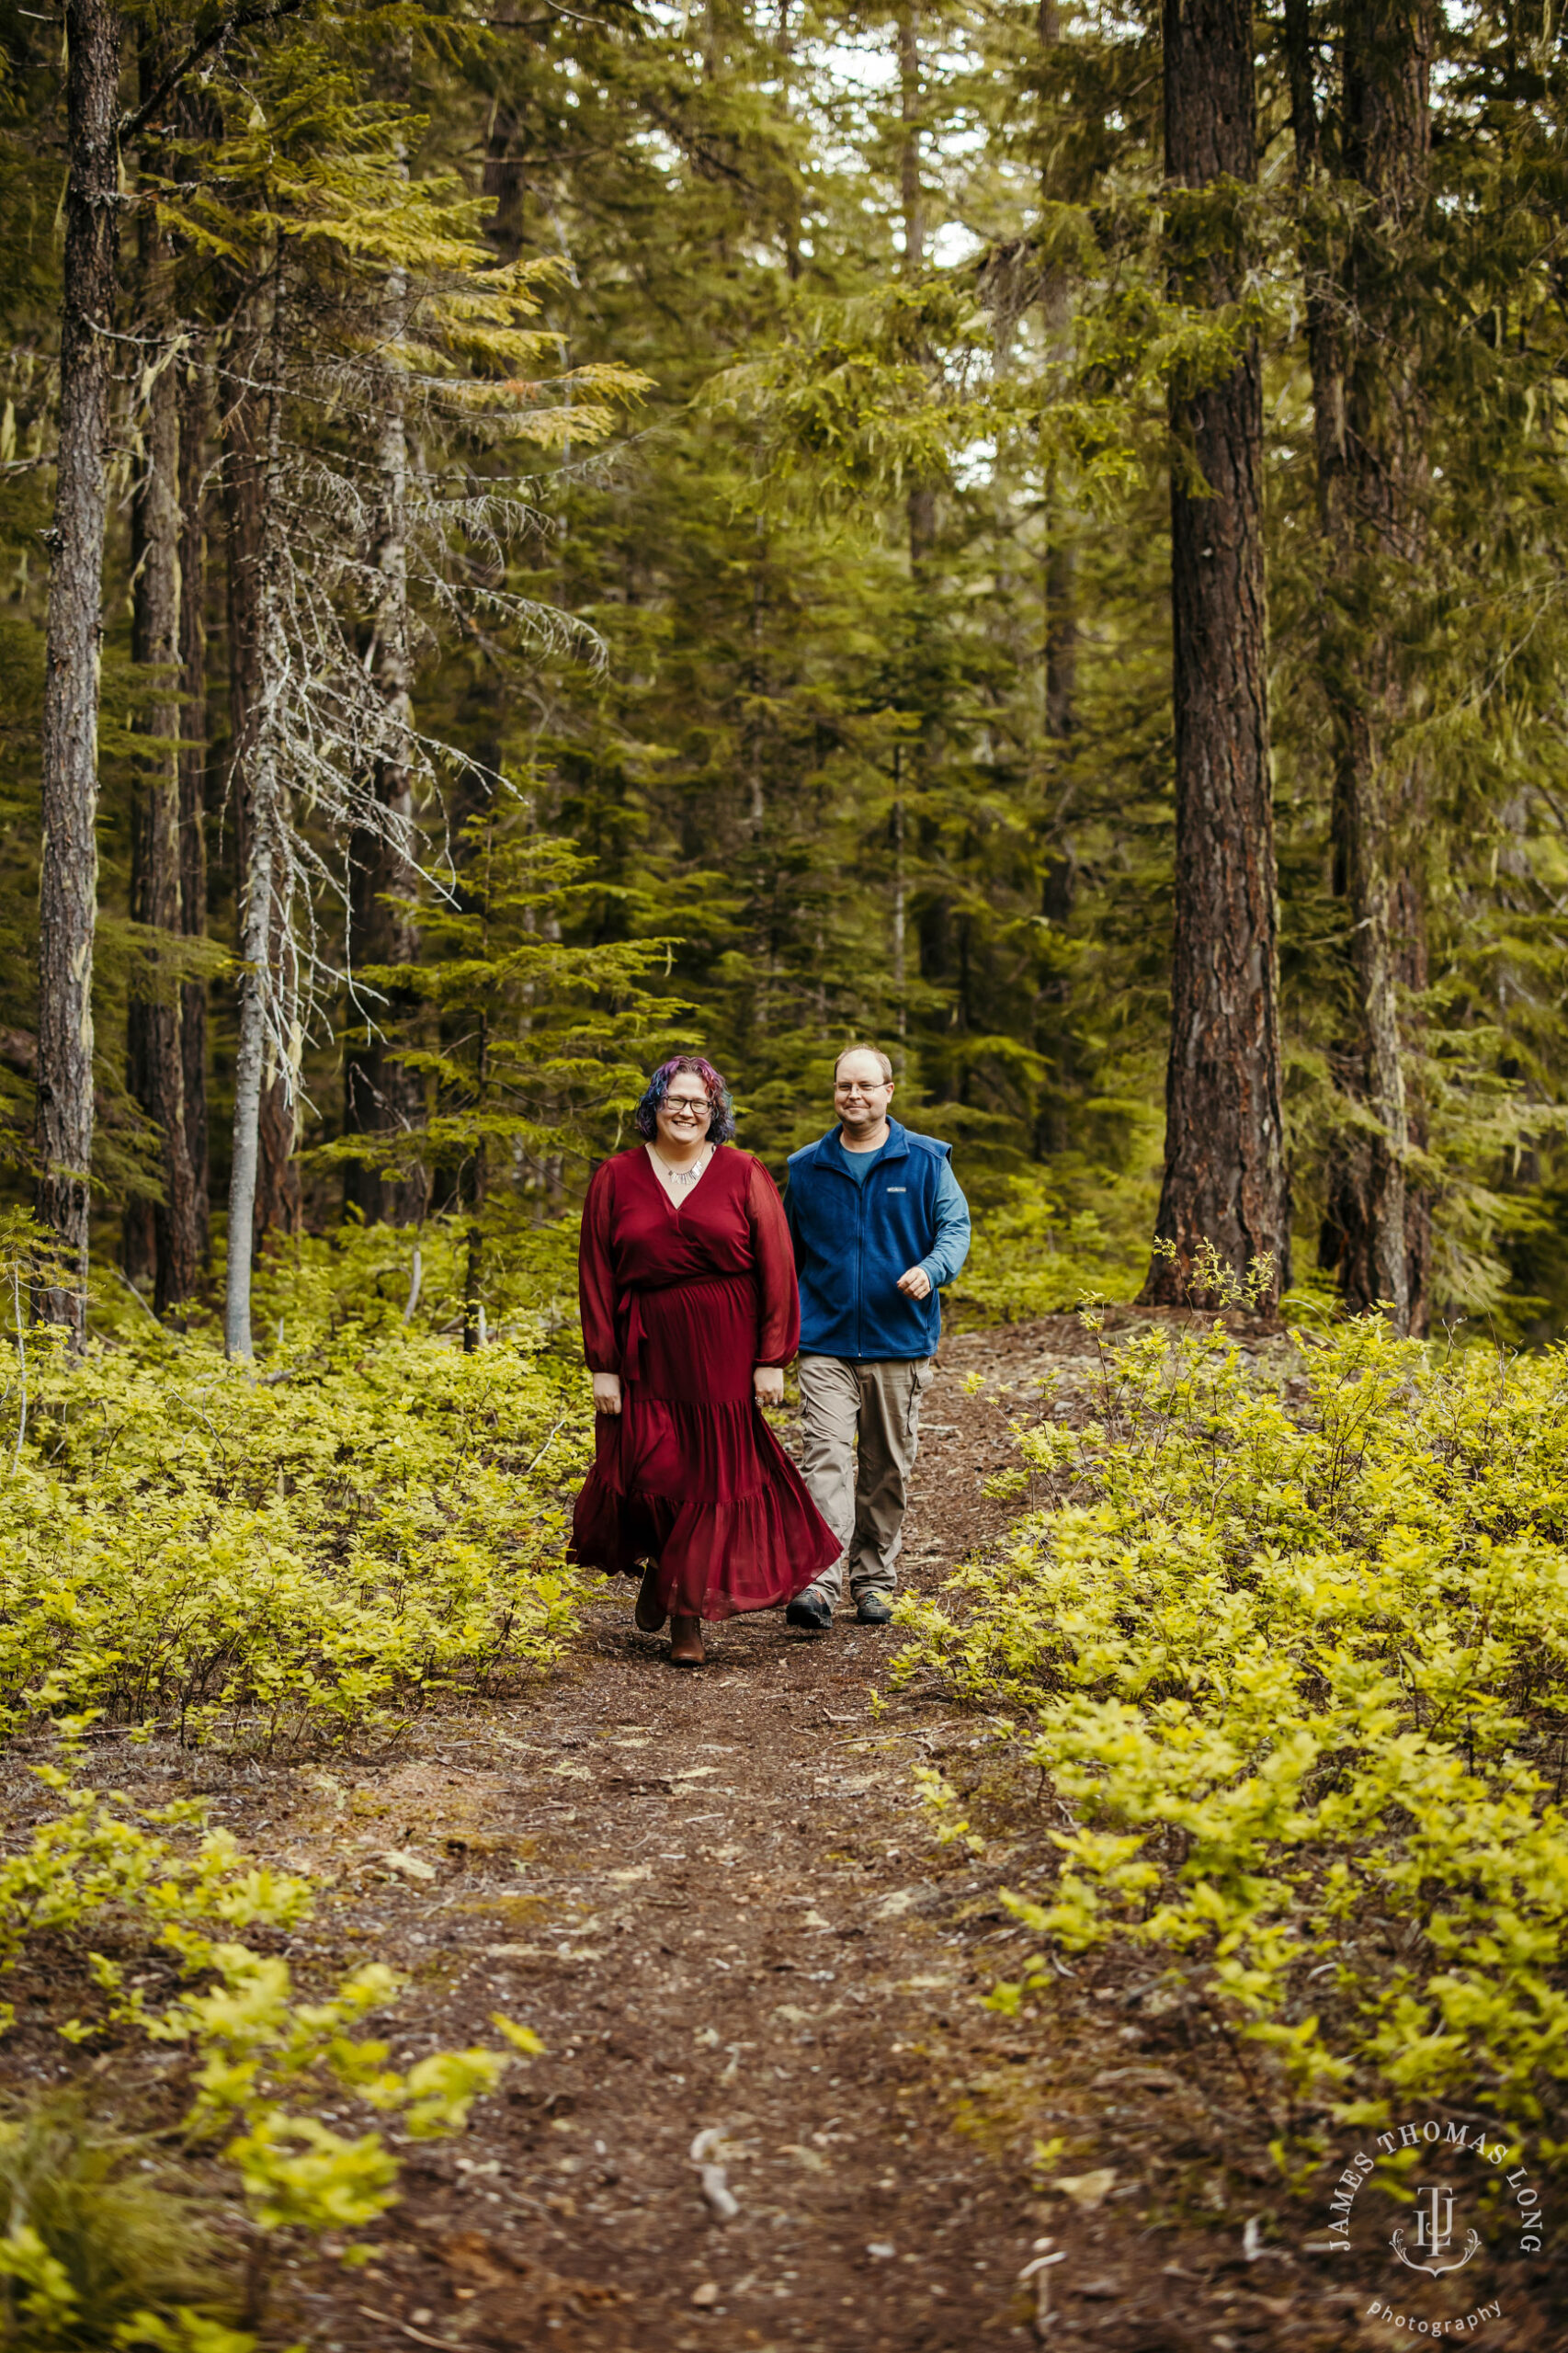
[216,1315,1388,2353]
[265,1317,1133,2353]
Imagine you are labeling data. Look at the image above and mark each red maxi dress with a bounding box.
[572,1145,840,1620]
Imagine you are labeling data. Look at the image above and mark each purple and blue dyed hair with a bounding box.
[633,1055,736,1145]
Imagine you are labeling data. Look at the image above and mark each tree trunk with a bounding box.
[255,959,301,1248]
[1032,0,1078,1155]
[345,270,423,1226]
[222,289,263,1280]
[222,281,298,1283]
[1142,0,1290,1310]
[34,0,121,1343]
[125,126,199,1315]
[223,267,290,1359]
[463,1010,488,1356]
[893,6,931,1051]
[891,752,906,1065]
[464,1147,486,1355]
[898,4,935,563]
[224,801,275,1359]
[777,0,803,280]
[1038,0,1076,747]
[744,510,767,839]
[1290,0,1433,1334]
[1043,502,1075,741]
[178,348,210,1265]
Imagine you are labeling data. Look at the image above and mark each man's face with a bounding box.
[835,1054,893,1128]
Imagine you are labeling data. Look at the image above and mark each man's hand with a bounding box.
[593,1371,623,1415]
[897,1265,933,1301]
[754,1365,785,1408]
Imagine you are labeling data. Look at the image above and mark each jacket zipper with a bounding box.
[855,1160,865,1360]
[823,1131,915,1358]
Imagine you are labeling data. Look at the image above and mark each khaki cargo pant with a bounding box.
[796,1354,935,1606]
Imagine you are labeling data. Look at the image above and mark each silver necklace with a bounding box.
[653,1145,710,1189]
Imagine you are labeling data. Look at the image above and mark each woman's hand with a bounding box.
[593,1371,623,1416]
[753,1365,785,1409]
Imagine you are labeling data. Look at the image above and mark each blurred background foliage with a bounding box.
[2,0,1568,1336]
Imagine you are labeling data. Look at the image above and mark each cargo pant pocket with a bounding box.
[906,1355,935,1443]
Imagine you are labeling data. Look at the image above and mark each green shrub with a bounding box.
[949,1165,1147,1324]
[0,1766,538,2310]
[0,1224,592,1751]
[0,1225,561,2318]
[896,1310,1568,2148]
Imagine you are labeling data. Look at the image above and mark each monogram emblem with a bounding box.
[1390,2184,1481,2277]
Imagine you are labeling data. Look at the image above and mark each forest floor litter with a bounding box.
[2,1314,1559,2352]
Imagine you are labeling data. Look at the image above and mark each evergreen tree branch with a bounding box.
[119,0,305,147]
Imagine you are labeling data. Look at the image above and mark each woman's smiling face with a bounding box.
[655,1075,712,1152]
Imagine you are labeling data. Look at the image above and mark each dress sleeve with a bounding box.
[746,1155,802,1366]
[578,1162,621,1374]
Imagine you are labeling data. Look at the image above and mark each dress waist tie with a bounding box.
[619,1273,755,1385]
[620,1290,649,1385]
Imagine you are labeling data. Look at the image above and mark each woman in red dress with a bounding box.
[572,1056,839,1665]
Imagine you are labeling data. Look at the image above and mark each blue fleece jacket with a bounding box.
[785,1120,971,1361]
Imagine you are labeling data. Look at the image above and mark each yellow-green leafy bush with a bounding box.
[949,1167,1146,1324]
[146,1934,523,2235]
[0,1765,311,2029]
[0,1223,591,1749]
[896,1313,1568,2143]
[0,1765,538,2338]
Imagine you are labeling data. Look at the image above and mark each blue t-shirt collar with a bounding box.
[816,1119,910,1175]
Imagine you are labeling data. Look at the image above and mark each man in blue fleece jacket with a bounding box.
[782,1045,971,1630]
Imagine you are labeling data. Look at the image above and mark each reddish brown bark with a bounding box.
[1142,0,1289,1309]
[1038,0,1075,747]
[1289,0,1434,1333]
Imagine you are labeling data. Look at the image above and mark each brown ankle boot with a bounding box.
[634,1562,667,1634]
[669,1613,705,1667]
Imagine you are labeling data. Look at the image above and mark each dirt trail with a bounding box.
[250,1325,1064,2353]
[2,1327,1071,2353]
